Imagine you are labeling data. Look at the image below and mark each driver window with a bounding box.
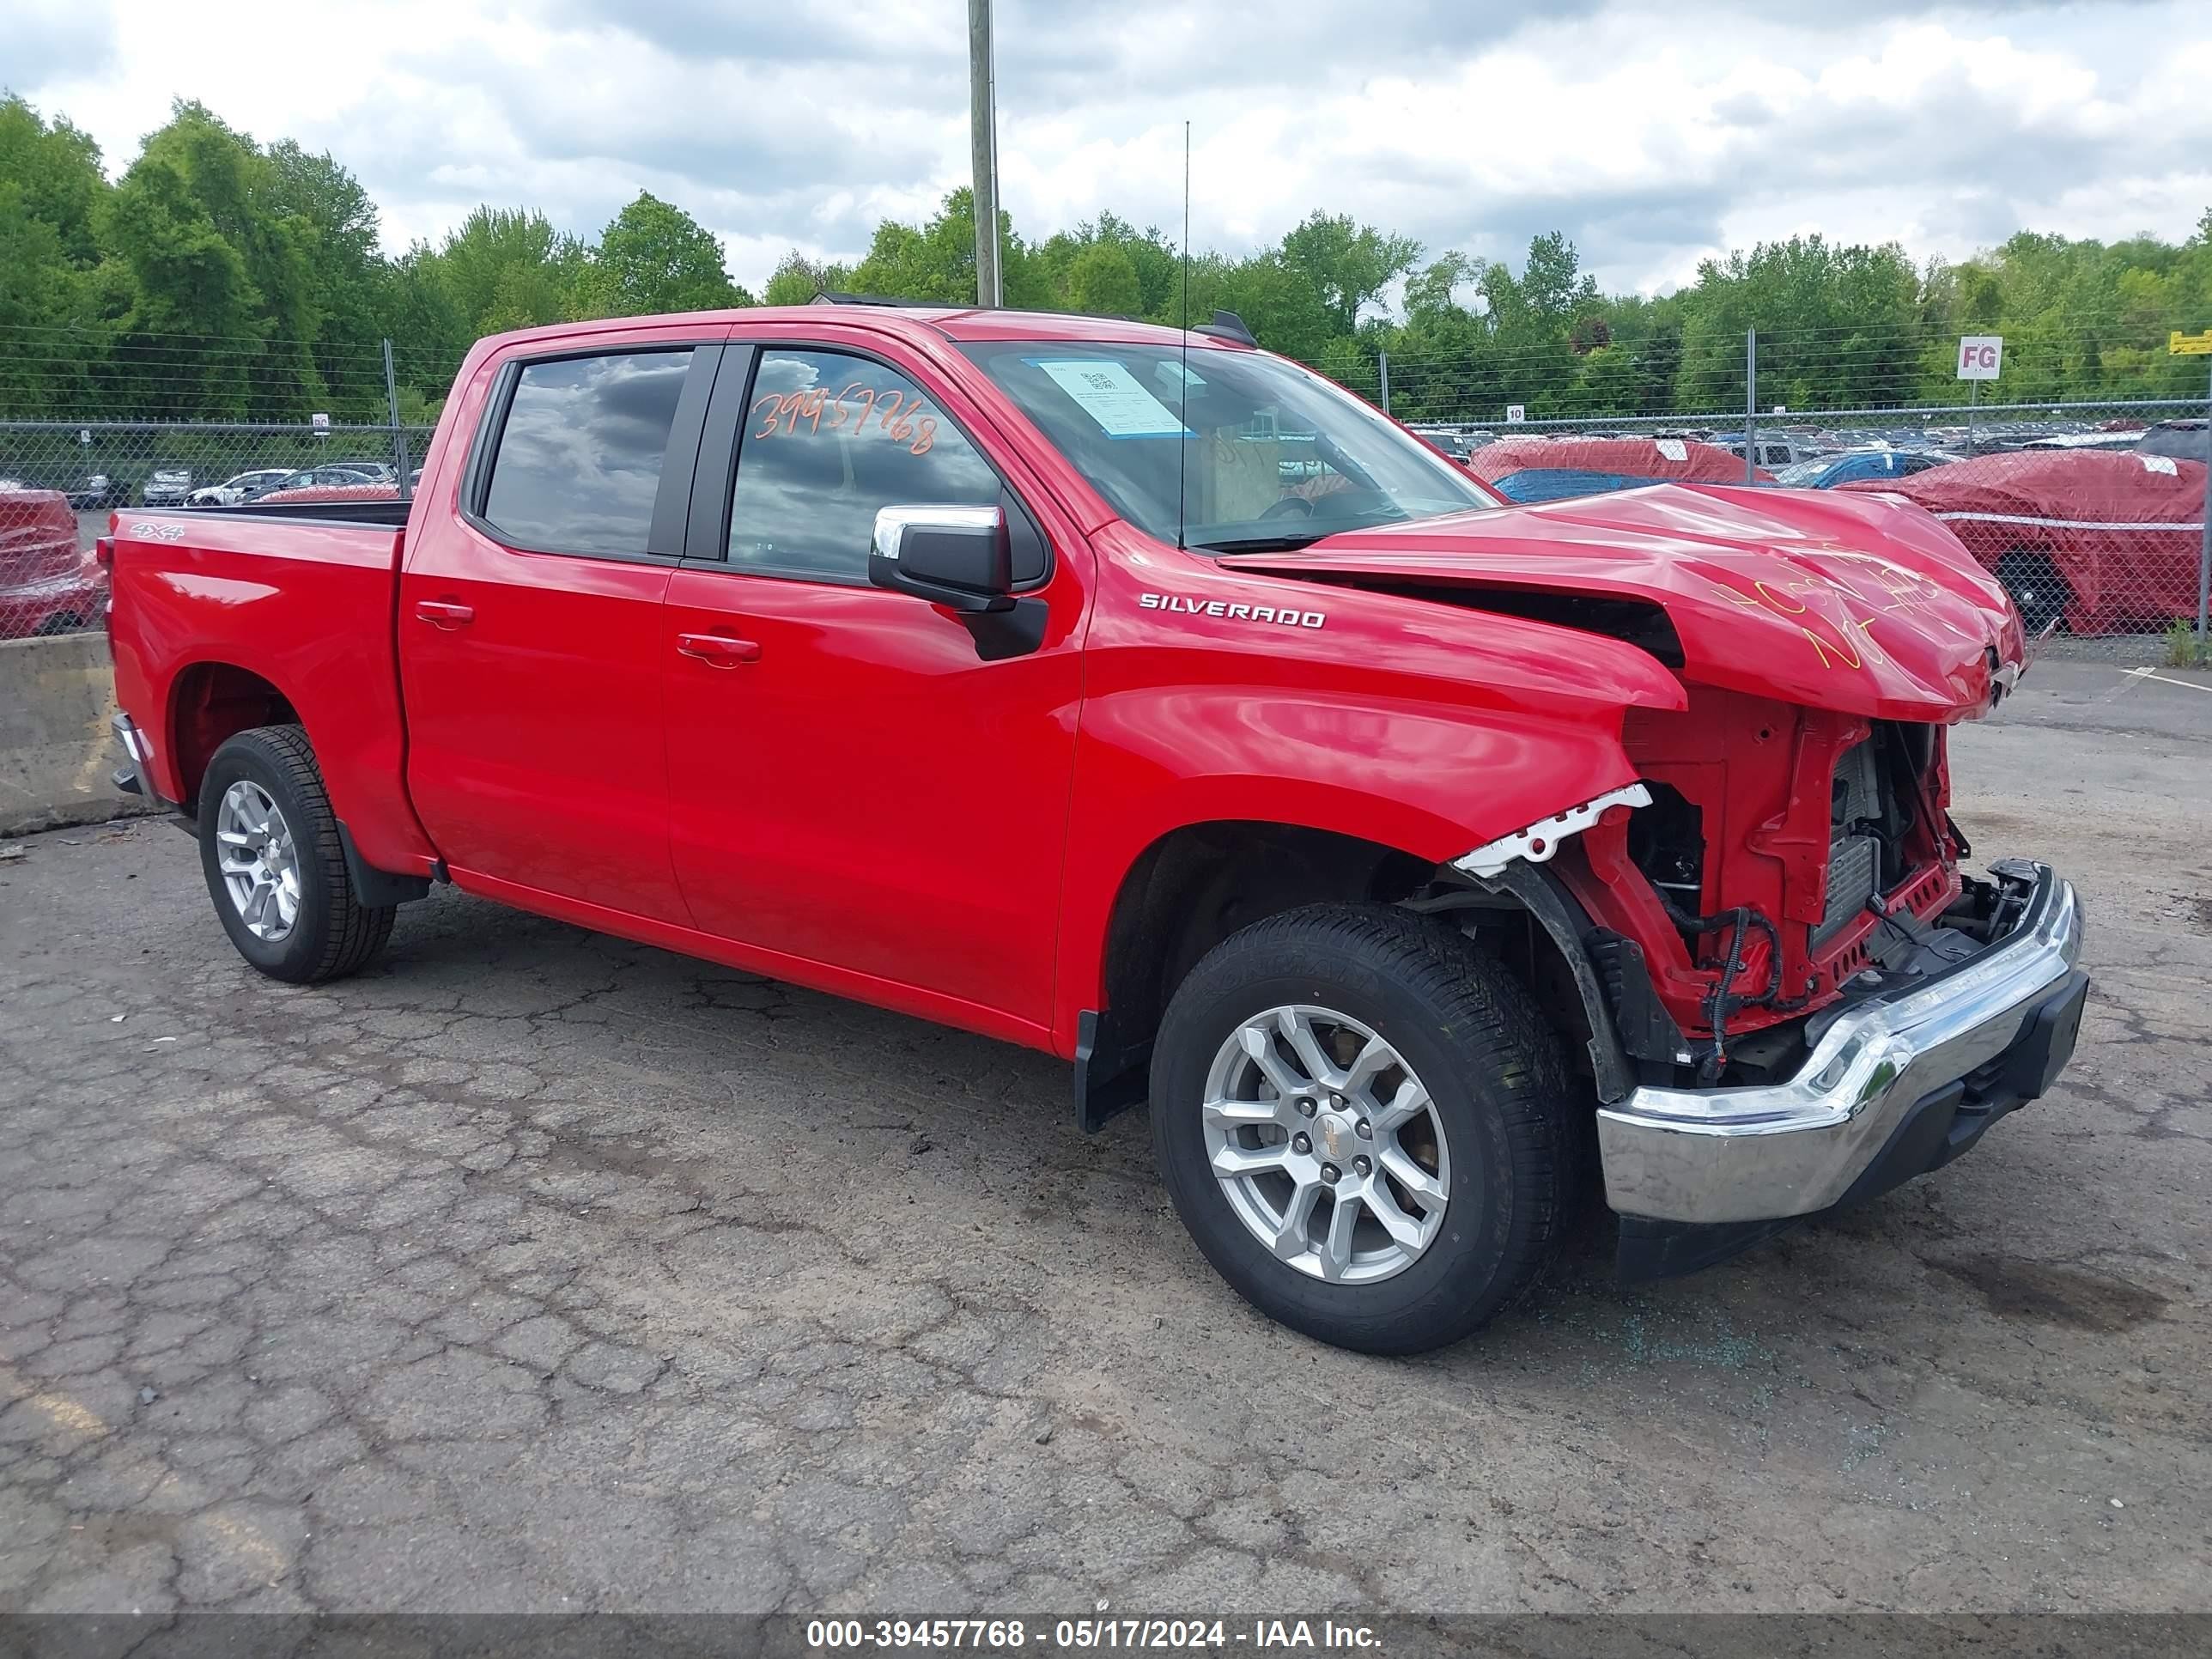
[727,349,1006,583]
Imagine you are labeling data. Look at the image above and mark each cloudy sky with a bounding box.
[14,0,2212,299]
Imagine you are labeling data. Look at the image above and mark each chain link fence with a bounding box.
[4,323,2208,655]
[1,328,459,639]
[1,419,437,639]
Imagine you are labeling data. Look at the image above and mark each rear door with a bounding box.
[400,328,727,922]
[659,331,1089,1038]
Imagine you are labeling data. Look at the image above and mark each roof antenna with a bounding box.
[1176,119,1191,553]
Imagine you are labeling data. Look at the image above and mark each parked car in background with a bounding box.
[1718,435,1814,469]
[2138,419,2210,465]
[2019,429,2147,453]
[188,469,297,507]
[1774,449,1957,490]
[1840,449,2209,633]
[1,484,106,636]
[1467,435,1772,502]
[142,466,195,506]
[66,471,116,509]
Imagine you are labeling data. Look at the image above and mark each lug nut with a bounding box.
[1353,1156,1371,1178]
[1292,1133,1312,1155]
[1354,1119,1372,1139]
[1321,1163,1341,1184]
[1296,1097,1316,1118]
[1330,1094,1346,1110]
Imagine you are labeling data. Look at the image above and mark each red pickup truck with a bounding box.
[102,302,2087,1353]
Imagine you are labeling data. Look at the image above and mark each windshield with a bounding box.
[958,340,1498,550]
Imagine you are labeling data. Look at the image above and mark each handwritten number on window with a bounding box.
[750,383,938,456]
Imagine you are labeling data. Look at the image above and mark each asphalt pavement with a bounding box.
[1,659,2207,1614]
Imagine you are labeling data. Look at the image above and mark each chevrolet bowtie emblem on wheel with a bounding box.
[1138,593,1327,628]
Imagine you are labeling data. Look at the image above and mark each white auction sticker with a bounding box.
[1030,358,1190,438]
[1655,438,1688,462]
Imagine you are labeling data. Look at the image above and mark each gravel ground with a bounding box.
[1,659,2207,1617]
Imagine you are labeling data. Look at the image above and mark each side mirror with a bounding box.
[868,505,1015,614]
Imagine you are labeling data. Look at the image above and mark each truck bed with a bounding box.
[106,502,434,878]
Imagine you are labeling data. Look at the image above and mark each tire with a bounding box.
[1996,550,2070,635]
[1149,903,1577,1355]
[197,725,395,984]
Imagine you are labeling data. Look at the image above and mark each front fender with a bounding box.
[1054,692,1643,1046]
[1050,544,1685,1053]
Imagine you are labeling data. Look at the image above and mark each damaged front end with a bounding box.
[1442,690,2086,1282]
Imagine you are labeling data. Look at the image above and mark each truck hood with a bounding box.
[1218,483,2027,720]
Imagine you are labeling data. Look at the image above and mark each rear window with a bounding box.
[481,349,693,554]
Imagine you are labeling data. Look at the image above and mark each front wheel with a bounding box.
[198,725,395,983]
[1150,904,1578,1355]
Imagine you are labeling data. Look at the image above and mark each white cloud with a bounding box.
[9,0,2209,297]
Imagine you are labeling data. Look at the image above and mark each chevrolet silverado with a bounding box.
[101,301,2087,1353]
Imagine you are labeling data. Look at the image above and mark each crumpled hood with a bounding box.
[1219,483,2027,720]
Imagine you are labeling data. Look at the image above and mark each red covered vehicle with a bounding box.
[2,485,106,636]
[1466,434,1771,502]
[1841,449,2209,634]
[101,304,2086,1353]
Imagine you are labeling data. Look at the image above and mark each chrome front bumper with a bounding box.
[1597,862,2085,1225]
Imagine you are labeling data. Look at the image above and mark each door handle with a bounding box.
[414,599,474,629]
[677,632,762,667]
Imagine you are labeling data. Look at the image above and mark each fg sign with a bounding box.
[1956,336,2003,380]
[1504,404,1527,424]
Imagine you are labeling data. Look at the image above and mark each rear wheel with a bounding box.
[1150,903,1577,1355]
[198,725,394,983]
[1996,549,2070,635]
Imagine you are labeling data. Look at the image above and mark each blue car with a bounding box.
[1774,450,1954,489]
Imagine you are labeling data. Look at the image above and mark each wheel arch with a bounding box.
[1070,817,1634,1131]
[167,660,301,812]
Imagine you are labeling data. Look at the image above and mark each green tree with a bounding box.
[1278,212,1421,336]
[1064,241,1141,317]
[573,191,751,319]
[0,95,106,266]
[0,97,111,413]
[424,206,586,337]
[763,248,842,306]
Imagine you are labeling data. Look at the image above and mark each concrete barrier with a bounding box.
[0,633,162,836]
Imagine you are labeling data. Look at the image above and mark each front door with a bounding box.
[400,333,723,922]
[661,339,1086,1037]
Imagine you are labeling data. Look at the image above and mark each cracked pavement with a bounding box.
[0,660,2207,1615]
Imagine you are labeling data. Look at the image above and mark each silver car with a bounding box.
[142,466,194,506]
[186,469,295,507]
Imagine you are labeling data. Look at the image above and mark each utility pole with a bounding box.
[968,0,1002,307]
[1743,329,1758,483]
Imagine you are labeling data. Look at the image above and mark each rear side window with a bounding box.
[482,349,693,554]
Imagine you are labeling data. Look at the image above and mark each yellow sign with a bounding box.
[2170,329,2212,356]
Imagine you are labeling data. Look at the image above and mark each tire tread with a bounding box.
[1151,902,1578,1353]
[202,725,395,983]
